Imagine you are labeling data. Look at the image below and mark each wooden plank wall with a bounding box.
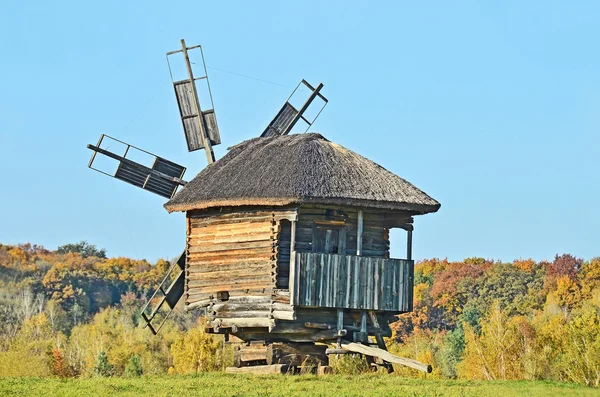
[185,208,295,309]
[291,252,414,311]
[295,205,390,257]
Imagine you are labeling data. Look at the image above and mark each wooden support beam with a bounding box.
[305,322,333,330]
[340,342,432,373]
[368,311,387,350]
[407,230,413,261]
[290,220,296,253]
[225,364,289,374]
[369,311,394,373]
[325,348,354,355]
[336,308,344,348]
[357,209,363,256]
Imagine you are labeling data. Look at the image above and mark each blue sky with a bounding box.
[1,1,598,263]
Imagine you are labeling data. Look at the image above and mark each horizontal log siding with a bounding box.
[291,252,414,311]
[185,209,295,308]
[296,205,394,258]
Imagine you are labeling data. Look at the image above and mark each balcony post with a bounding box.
[290,220,296,253]
[289,220,297,305]
[357,210,363,256]
[407,230,413,261]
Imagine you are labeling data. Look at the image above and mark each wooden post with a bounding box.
[289,220,297,302]
[289,253,296,306]
[290,220,296,253]
[180,38,215,165]
[407,230,413,261]
[357,210,363,256]
[336,308,344,349]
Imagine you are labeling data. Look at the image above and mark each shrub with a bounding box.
[124,355,143,377]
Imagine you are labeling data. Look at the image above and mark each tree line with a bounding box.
[0,242,598,387]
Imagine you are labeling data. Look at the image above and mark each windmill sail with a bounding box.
[167,40,220,164]
[87,134,187,199]
[140,251,186,335]
[261,79,328,138]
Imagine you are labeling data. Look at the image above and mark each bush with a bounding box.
[329,354,369,375]
[124,355,143,377]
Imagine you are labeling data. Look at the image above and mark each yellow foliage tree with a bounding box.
[557,307,600,387]
[0,313,53,377]
[459,303,543,380]
[170,320,222,374]
[555,275,582,310]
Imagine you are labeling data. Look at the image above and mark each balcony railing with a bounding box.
[289,252,414,312]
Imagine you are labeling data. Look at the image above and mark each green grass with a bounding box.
[0,374,597,397]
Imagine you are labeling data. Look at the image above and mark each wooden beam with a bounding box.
[407,230,413,261]
[357,209,363,256]
[369,311,394,373]
[290,220,296,253]
[340,342,432,373]
[225,364,289,374]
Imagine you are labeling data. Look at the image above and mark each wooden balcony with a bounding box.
[289,252,414,312]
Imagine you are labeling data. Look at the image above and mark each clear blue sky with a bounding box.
[1,1,598,263]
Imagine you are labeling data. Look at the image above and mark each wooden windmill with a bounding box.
[86,40,440,374]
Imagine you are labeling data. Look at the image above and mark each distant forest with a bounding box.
[0,242,598,387]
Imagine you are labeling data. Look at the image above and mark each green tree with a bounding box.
[57,241,106,259]
[124,355,143,377]
[93,351,114,377]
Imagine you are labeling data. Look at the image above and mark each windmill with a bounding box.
[86,39,328,334]
[86,40,440,374]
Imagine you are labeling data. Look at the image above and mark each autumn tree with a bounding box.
[170,319,223,373]
[57,241,106,259]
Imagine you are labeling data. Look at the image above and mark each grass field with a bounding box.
[1,374,597,397]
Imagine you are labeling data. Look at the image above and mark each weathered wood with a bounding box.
[340,342,432,373]
[267,343,327,366]
[305,322,333,330]
[184,298,212,310]
[325,348,353,355]
[210,310,271,319]
[407,229,413,261]
[369,311,386,349]
[357,209,363,256]
[225,364,289,374]
[185,209,282,306]
[234,345,267,367]
[212,317,274,329]
[272,310,295,321]
[292,252,413,311]
[317,366,333,375]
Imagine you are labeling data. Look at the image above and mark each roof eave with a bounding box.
[164,197,440,215]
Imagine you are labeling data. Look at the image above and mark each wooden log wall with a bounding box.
[232,307,397,343]
[185,208,295,309]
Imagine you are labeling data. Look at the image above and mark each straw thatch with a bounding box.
[165,133,440,214]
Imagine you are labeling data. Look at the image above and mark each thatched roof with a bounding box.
[165,133,440,214]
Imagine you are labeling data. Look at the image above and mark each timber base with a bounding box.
[233,342,328,369]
